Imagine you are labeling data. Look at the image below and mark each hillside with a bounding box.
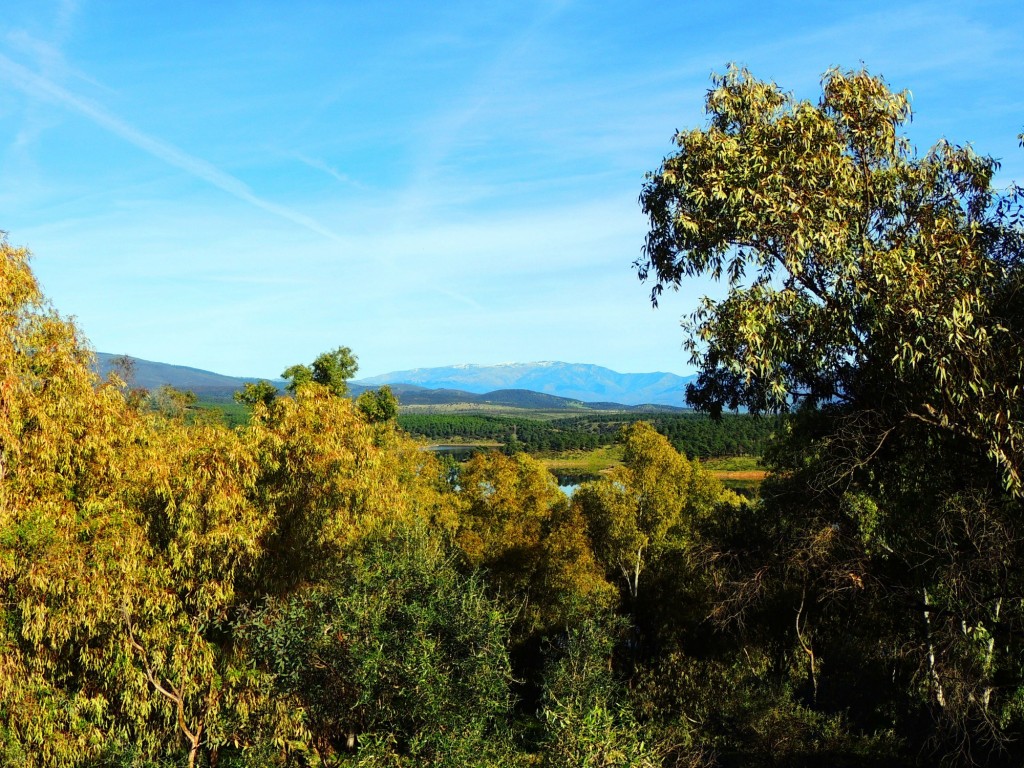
[94,353,277,400]
[93,355,695,410]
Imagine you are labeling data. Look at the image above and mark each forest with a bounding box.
[2,67,1024,767]
[396,412,779,457]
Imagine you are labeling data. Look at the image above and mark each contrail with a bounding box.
[0,53,344,244]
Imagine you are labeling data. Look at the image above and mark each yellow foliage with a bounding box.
[243,384,456,591]
[457,451,614,632]
[0,237,459,764]
[574,422,732,599]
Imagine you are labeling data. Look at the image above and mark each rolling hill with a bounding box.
[93,355,695,409]
[94,353,275,399]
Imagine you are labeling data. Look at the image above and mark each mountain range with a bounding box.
[94,354,695,409]
[355,362,694,407]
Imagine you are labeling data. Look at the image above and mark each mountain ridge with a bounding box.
[355,361,694,406]
[94,352,273,393]
[93,354,695,409]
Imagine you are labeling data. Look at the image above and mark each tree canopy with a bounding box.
[639,65,1024,493]
[282,346,358,397]
[573,422,731,600]
[638,67,1024,764]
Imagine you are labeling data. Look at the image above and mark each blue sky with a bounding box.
[2,1,1022,378]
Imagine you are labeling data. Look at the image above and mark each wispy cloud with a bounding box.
[0,53,346,244]
[286,150,366,189]
[399,1,573,214]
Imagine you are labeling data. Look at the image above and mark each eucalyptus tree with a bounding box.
[457,451,614,636]
[638,67,1024,762]
[0,239,303,766]
[639,65,1024,494]
[0,239,459,766]
[356,384,399,422]
[573,422,731,601]
[234,379,279,409]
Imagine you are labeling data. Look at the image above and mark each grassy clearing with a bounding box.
[534,446,767,499]
[712,470,768,481]
[535,445,625,477]
[702,455,763,472]
[425,440,503,448]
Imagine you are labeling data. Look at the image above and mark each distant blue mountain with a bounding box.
[354,362,695,407]
[92,354,696,408]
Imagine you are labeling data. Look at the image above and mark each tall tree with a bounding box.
[637,67,1024,763]
[356,384,399,423]
[639,65,1024,493]
[0,240,456,765]
[573,422,731,600]
[282,346,358,397]
[0,239,302,766]
[234,379,279,409]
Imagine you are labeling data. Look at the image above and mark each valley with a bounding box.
[106,350,774,495]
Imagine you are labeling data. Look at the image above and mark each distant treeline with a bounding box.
[397,412,780,457]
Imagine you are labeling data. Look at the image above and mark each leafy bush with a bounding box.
[240,525,518,766]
